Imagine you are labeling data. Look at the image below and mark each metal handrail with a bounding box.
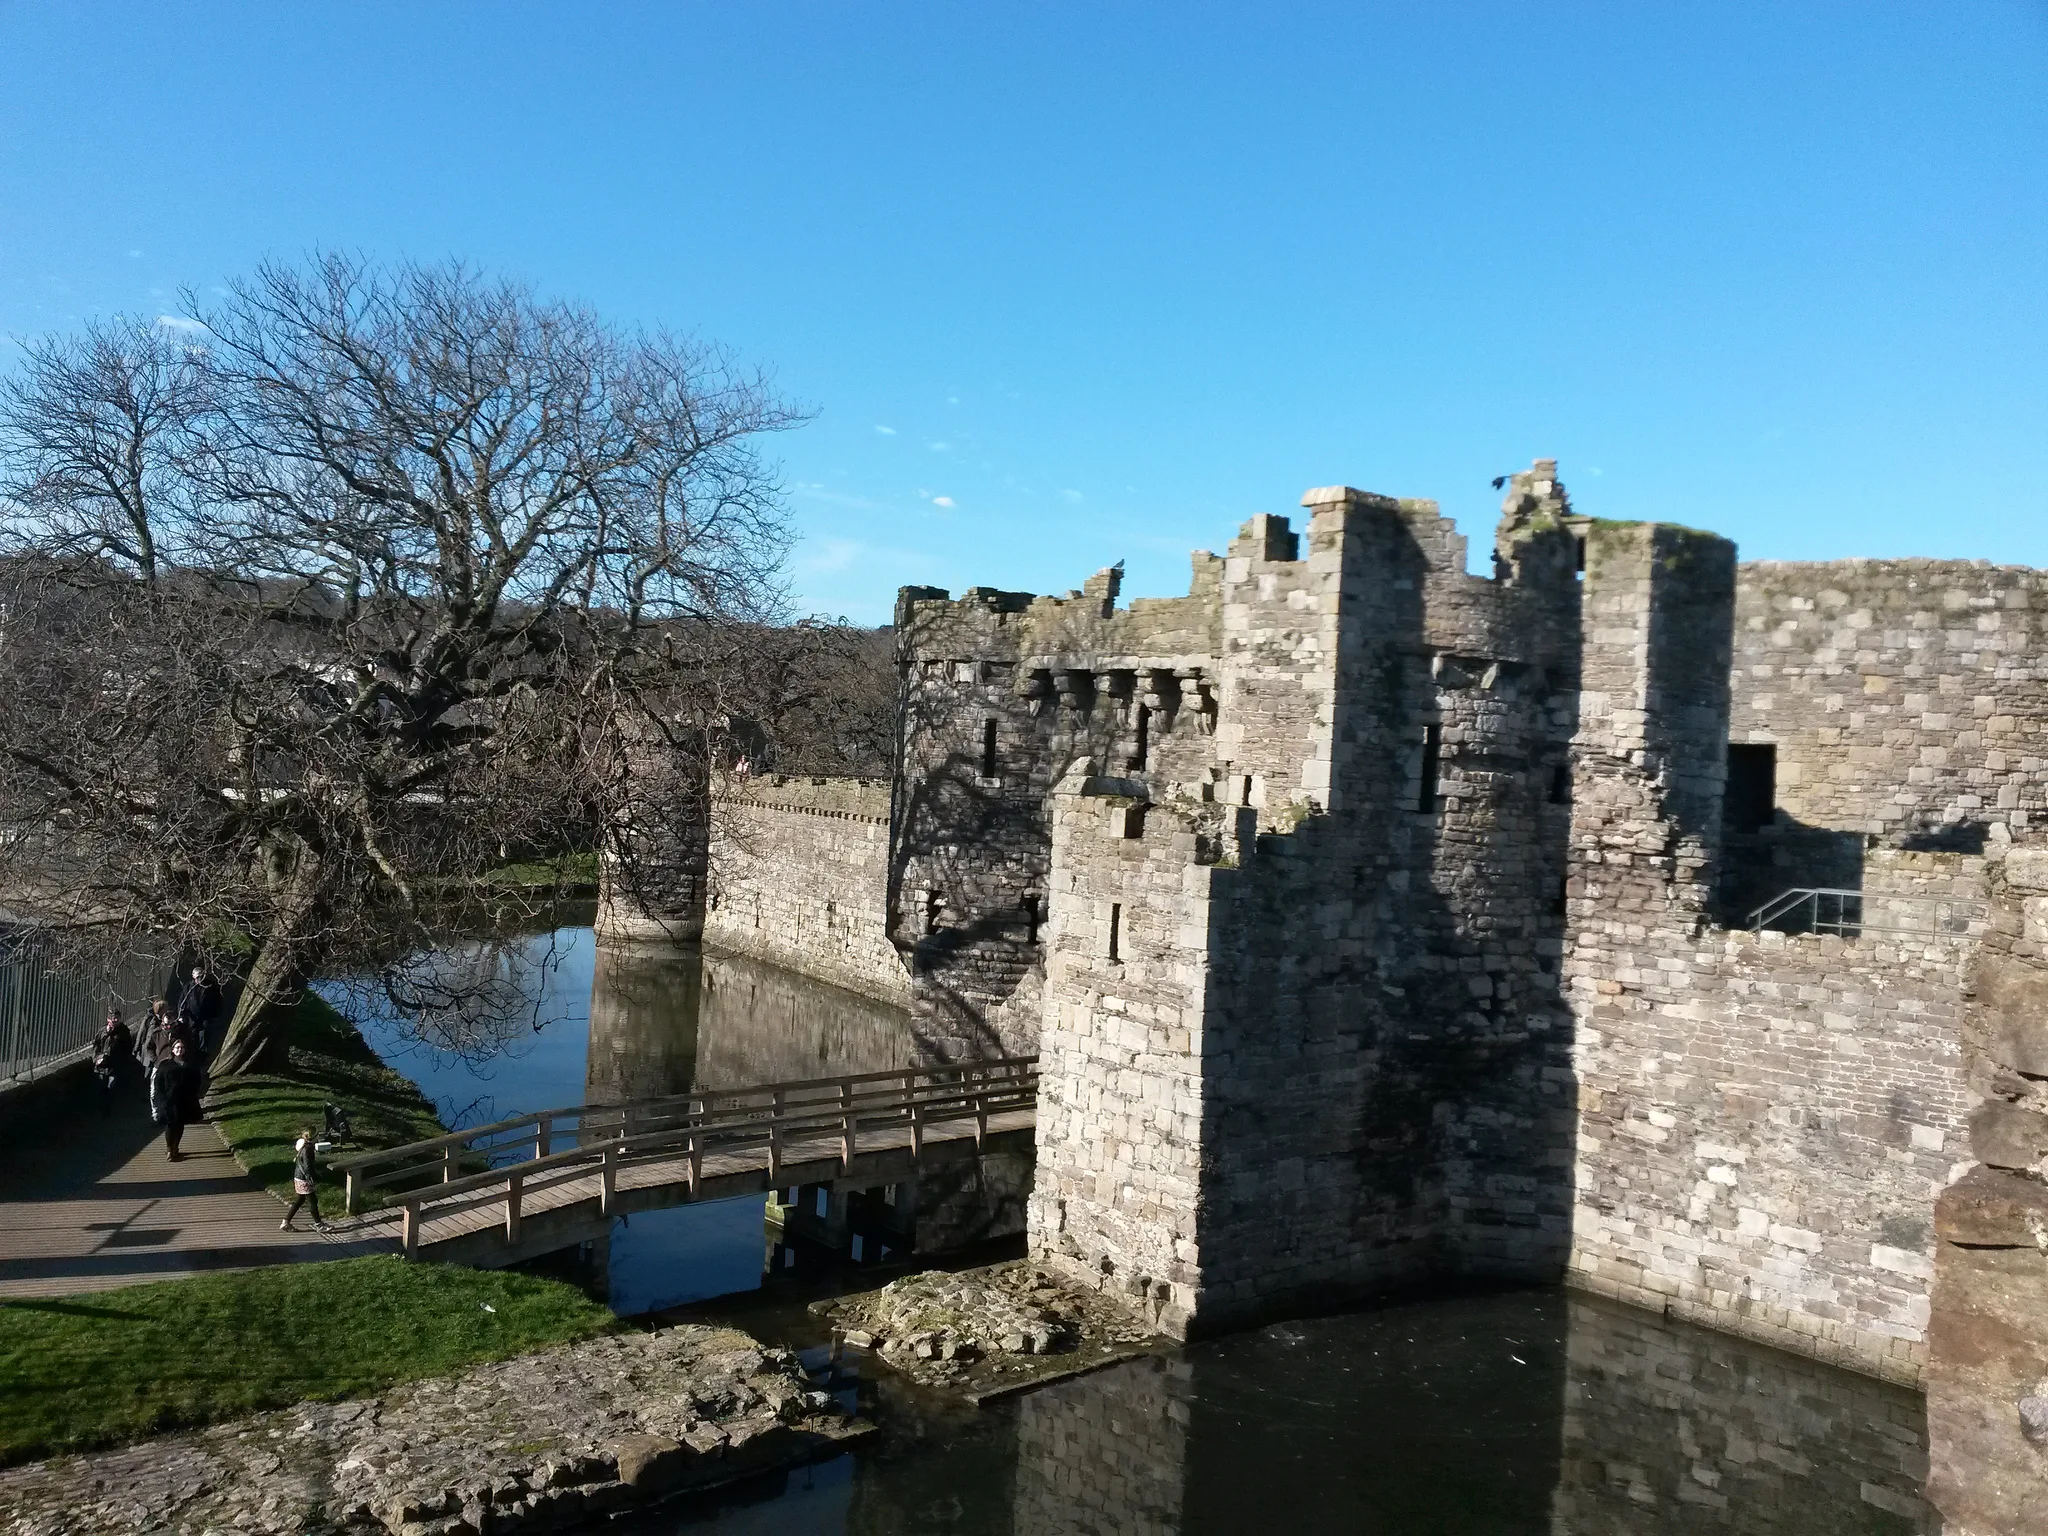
[1746,886,1985,939]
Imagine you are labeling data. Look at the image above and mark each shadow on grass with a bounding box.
[0,1299,147,1322]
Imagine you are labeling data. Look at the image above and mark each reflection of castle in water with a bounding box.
[583,940,919,1105]
[838,1293,1934,1536]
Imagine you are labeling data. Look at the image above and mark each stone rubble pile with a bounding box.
[821,1262,1163,1393]
[0,1325,859,1536]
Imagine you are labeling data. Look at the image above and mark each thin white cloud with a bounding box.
[928,441,950,453]
[154,314,205,334]
[874,425,896,435]
[930,495,955,509]
[793,483,881,511]
[798,537,864,574]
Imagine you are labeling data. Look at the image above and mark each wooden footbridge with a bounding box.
[331,1057,1039,1269]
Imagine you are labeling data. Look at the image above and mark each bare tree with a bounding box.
[0,255,802,1074]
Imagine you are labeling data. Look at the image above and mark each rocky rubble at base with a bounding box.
[0,1325,863,1536]
[813,1261,1167,1401]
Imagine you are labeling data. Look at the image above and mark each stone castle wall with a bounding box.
[1924,845,2048,1535]
[889,563,1219,1061]
[700,776,910,1008]
[1731,559,2048,843]
[1562,520,1981,1385]
[614,458,2040,1425]
[1567,885,1976,1386]
[1025,470,1591,1333]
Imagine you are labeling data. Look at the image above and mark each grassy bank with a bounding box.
[0,1256,620,1464]
[208,992,447,1208]
[479,850,599,890]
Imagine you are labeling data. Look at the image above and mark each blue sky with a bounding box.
[1,3,2042,623]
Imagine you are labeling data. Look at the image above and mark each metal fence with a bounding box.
[1746,887,1987,941]
[0,930,171,1090]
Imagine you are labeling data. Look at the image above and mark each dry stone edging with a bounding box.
[0,1325,863,1536]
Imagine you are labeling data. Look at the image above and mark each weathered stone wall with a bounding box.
[1567,895,1976,1387]
[1564,517,1978,1384]
[1925,843,2048,1535]
[1027,466,1589,1335]
[701,775,910,1008]
[887,461,2010,1386]
[1731,559,2048,846]
[890,564,1219,1062]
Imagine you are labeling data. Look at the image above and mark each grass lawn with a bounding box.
[0,1256,620,1464]
[479,850,599,889]
[208,992,448,1209]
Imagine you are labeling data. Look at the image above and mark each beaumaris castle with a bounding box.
[605,459,2048,1522]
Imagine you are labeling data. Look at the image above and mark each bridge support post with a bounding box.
[601,1143,617,1217]
[345,1171,359,1216]
[402,1201,419,1260]
[840,1081,856,1169]
[442,1143,457,1184]
[505,1171,523,1244]
[688,1131,701,1194]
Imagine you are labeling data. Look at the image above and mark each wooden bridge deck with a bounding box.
[331,1057,1040,1270]
[338,1103,1035,1269]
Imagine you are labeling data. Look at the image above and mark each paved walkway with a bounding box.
[0,1083,391,1299]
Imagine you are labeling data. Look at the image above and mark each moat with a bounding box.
[334,924,1938,1532]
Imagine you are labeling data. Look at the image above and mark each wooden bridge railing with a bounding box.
[330,1056,1039,1258]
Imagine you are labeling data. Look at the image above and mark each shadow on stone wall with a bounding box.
[886,692,1056,1065]
[1718,818,1867,929]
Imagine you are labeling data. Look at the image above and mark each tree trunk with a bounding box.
[210,840,325,1077]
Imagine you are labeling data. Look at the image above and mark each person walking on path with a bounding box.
[89,1009,134,1115]
[150,1037,199,1160]
[177,966,224,1058]
[141,1000,198,1122]
[281,1129,330,1232]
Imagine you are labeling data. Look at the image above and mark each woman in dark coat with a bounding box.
[90,1009,134,1115]
[150,1037,199,1159]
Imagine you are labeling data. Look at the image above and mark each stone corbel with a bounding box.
[1103,670,1138,724]
[1176,667,1216,735]
[1141,667,1178,731]
[1016,668,1054,717]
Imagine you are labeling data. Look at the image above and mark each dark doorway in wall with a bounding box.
[1417,724,1442,814]
[1725,744,1776,834]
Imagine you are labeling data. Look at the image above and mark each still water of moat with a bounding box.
[323,917,924,1315]
[337,924,1936,1533]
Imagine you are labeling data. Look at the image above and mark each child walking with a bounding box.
[281,1128,331,1232]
